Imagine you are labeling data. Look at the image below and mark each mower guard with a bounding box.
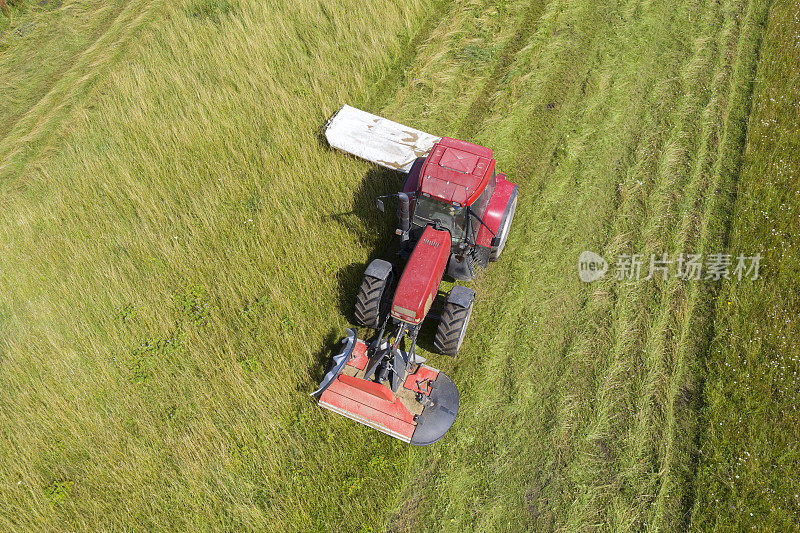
[311,328,357,398]
[324,105,441,173]
[314,335,459,445]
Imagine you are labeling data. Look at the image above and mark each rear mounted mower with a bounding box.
[311,328,459,445]
[311,105,518,445]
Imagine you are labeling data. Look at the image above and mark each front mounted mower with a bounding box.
[312,105,518,445]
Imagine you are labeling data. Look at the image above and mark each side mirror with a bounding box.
[491,236,501,247]
[376,198,385,212]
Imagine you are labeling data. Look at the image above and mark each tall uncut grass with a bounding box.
[0,0,437,529]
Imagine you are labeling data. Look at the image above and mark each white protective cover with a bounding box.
[324,105,441,173]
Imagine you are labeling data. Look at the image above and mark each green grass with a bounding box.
[0,0,437,529]
[0,0,794,530]
[690,1,800,529]
[0,0,132,139]
[385,0,773,529]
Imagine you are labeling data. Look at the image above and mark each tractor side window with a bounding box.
[475,177,495,218]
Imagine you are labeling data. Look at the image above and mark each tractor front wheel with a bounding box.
[354,260,394,329]
[434,290,475,357]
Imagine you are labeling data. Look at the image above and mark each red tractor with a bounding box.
[312,106,518,445]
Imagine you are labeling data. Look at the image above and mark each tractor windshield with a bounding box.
[412,196,467,243]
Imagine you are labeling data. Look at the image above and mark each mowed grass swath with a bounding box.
[0,0,796,531]
[0,0,150,168]
[382,0,773,529]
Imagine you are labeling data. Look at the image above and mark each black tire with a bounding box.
[354,272,394,329]
[490,191,518,261]
[434,297,474,357]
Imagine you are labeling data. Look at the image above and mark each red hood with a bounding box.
[391,226,451,324]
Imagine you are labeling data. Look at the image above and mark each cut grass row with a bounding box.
[383,0,772,529]
[0,0,133,146]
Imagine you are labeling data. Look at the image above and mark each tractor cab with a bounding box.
[410,196,468,243]
[406,137,497,248]
[388,137,516,281]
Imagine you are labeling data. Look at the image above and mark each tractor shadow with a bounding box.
[413,314,441,354]
[335,262,367,323]
[413,289,450,354]
[326,166,407,324]
[308,166,405,384]
[325,166,404,250]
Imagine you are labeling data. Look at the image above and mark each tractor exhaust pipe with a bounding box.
[376,193,412,242]
[397,192,411,241]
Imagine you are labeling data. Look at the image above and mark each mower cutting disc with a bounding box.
[311,329,357,398]
[409,372,459,446]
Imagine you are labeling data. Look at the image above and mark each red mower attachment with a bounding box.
[312,330,459,445]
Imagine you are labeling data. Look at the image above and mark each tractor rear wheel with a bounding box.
[490,191,518,261]
[354,263,394,329]
[434,293,474,357]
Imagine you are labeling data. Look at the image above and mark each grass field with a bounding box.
[0,0,796,530]
[690,1,800,529]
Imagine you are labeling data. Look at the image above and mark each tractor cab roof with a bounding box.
[419,137,495,207]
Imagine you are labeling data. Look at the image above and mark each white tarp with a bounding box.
[324,105,441,173]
